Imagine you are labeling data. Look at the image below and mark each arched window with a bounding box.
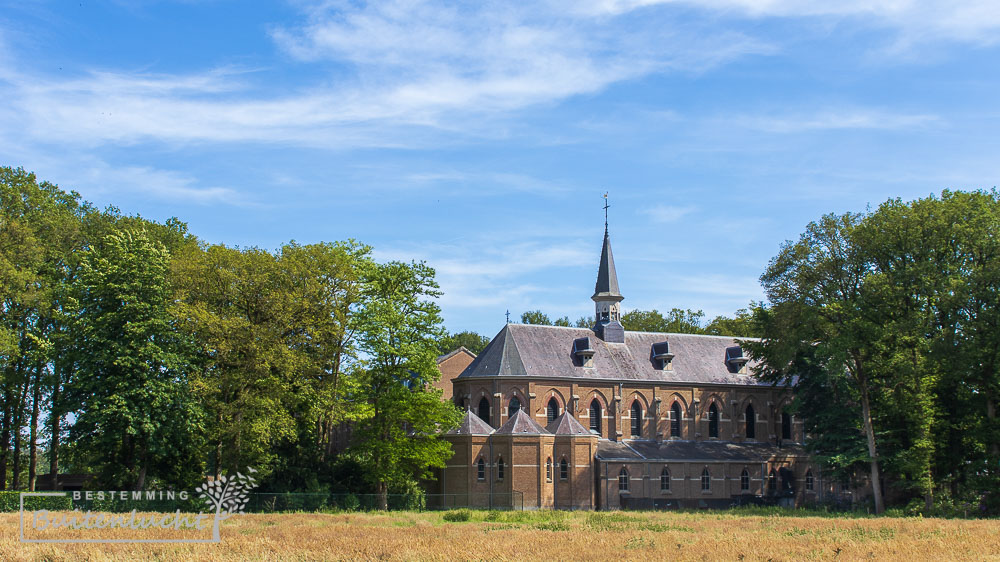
[660,467,670,491]
[630,401,642,438]
[768,469,776,491]
[806,469,814,491]
[618,468,629,491]
[782,412,792,441]
[560,457,568,480]
[477,397,491,425]
[701,468,711,491]
[589,399,602,434]
[745,404,756,439]
[740,468,750,491]
[546,458,552,482]
[670,402,682,438]
[497,457,505,481]
[508,396,521,418]
[547,398,559,424]
[476,457,485,481]
[708,403,719,438]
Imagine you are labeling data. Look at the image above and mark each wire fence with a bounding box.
[12,491,524,513]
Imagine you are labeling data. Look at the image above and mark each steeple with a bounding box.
[591,199,625,343]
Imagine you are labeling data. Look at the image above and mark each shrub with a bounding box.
[442,509,473,522]
[0,491,73,512]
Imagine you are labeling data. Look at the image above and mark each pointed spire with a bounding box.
[592,229,623,301]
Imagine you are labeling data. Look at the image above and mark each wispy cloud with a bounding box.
[731,108,941,133]
[577,1,1000,45]
[640,204,698,223]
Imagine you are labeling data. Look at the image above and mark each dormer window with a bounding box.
[651,341,674,371]
[574,337,596,368]
[726,345,749,374]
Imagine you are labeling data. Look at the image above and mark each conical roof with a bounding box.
[592,231,623,301]
[545,412,593,436]
[447,410,495,436]
[456,324,526,378]
[494,408,549,435]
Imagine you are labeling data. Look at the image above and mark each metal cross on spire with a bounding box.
[505,309,510,323]
[603,192,610,234]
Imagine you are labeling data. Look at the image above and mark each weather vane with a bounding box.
[603,192,610,233]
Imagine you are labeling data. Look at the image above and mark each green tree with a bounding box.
[704,307,759,337]
[437,331,490,355]
[620,308,705,334]
[64,228,203,489]
[351,261,461,509]
[520,310,552,325]
[745,213,886,513]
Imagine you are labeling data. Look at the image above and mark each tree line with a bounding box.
[514,307,757,337]
[745,190,1000,515]
[0,167,458,505]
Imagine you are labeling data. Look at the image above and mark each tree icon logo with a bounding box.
[194,467,259,542]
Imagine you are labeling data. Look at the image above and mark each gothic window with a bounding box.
[740,469,750,491]
[708,403,719,438]
[782,412,792,441]
[560,458,568,480]
[630,401,642,438]
[508,396,521,418]
[768,469,777,491]
[497,457,505,481]
[670,402,682,438]
[660,467,670,491]
[477,457,485,481]
[547,398,559,424]
[590,399,602,434]
[618,468,629,492]
[546,458,552,482]
[806,469,814,491]
[745,404,756,439]
[701,468,711,491]
[477,397,491,425]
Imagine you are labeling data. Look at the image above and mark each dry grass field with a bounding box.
[0,508,997,561]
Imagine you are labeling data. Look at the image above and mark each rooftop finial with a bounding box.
[505,309,511,324]
[603,192,609,234]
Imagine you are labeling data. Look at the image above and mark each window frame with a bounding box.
[806,469,814,491]
[670,402,682,438]
[559,457,568,481]
[546,458,552,482]
[660,467,670,492]
[701,468,711,491]
[745,403,756,439]
[630,401,642,438]
[547,398,559,424]
[740,468,750,491]
[497,456,505,481]
[589,399,602,434]
[708,402,719,439]
[476,457,485,481]
[618,468,630,492]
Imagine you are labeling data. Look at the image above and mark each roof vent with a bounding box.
[726,345,749,373]
[651,341,674,371]
[573,337,595,368]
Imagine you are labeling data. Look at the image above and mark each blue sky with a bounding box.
[1,1,998,338]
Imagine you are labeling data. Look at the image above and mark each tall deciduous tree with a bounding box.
[65,228,203,489]
[351,261,461,509]
[746,213,886,513]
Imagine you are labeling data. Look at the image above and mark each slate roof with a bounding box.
[437,346,476,364]
[447,410,495,436]
[457,323,767,386]
[494,408,550,435]
[545,412,593,436]
[593,231,622,300]
[596,440,807,462]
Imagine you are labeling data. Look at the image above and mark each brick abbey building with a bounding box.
[432,226,819,510]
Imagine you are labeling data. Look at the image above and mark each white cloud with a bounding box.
[640,204,698,223]
[576,0,1000,45]
[732,109,940,133]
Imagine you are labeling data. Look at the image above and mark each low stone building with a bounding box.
[433,225,818,510]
